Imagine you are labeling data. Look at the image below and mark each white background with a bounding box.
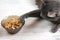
[0,0,60,40]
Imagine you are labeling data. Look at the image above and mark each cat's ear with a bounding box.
[47,12,57,17]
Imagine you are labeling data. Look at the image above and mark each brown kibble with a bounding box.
[2,16,23,30]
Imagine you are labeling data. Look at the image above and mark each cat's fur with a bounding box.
[21,0,60,33]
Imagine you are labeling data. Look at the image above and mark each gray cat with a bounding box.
[20,0,60,33]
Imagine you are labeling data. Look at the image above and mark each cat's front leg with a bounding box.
[51,23,59,33]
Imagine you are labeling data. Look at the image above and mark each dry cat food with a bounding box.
[2,16,23,30]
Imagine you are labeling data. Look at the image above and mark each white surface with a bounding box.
[0,0,60,40]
